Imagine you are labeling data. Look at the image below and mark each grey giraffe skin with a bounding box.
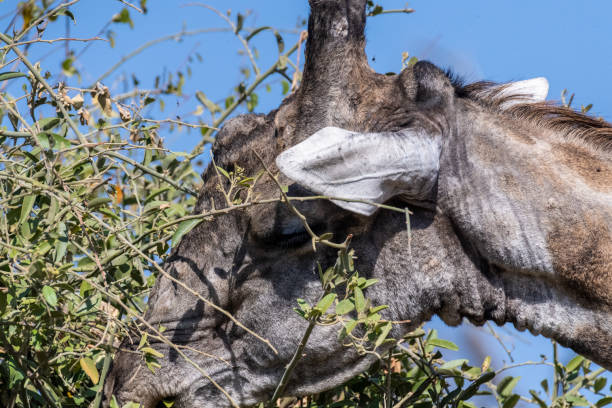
[104,1,612,406]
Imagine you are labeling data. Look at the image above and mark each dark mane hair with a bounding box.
[446,70,612,150]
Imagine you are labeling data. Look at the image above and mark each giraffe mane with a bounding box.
[448,73,612,151]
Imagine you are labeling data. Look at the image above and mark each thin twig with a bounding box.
[253,149,348,250]
[84,208,279,356]
[140,118,217,130]
[368,8,415,16]
[0,36,105,50]
[190,38,302,156]
[385,350,393,408]
[486,322,514,363]
[13,0,81,43]
[0,32,89,146]
[66,270,240,408]
[494,360,553,375]
[268,320,317,406]
[553,340,559,401]
[117,0,143,13]
[185,3,260,75]
[93,27,230,85]
[91,325,117,408]
[291,30,307,92]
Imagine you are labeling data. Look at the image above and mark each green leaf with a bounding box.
[456,371,495,401]
[63,9,76,22]
[502,394,520,408]
[274,30,285,53]
[54,222,68,263]
[281,80,290,95]
[595,377,607,393]
[37,117,61,131]
[335,299,355,315]
[540,379,548,394]
[216,165,230,179]
[354,286,365,313]
[427,338,459,351]
[529,390,547,408]
[143,200,169,214]
[141,347,164,358]
[80,280,93,297]
[245,27,284,53]
[196,91,221,114]
[369,305,388,314]
[374,322,392,348]
[0,72,26,82]
[53,8,76,22]
[246,92,258,112]
[7,358,25,387]
[597,397,612,407]
[566,355,585,372]
[314,293,336,313]
[36,132,51,149]
[42,285,58,307]
[440,359,469,371]
[296,298,310,314]
[19,195,36,226]
[565,395,589,406]
[361,278,378,289]
[87,197,112,209]
[235,13,244,33]
[145,187,170,203]
[35,240,52,256]
[319,232,333,241]
[80,357,100,384]
[75,295,101,315]
[370,5,383,15]
[172,219,202,246]
[246,26,267,40]
[0,291,6,315]
[344,319,358,335]
[365,313,381,324]
[498,376,521,397]
[138,333,148,350]
[112,8,134,28]
[52,133,71,149]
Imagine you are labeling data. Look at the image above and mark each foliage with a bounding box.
[0,1,609,408]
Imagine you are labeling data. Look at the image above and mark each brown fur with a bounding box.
[552,143,612,192]
[499,173,527,201]
[573,325,612,365]
[547,212,612,305]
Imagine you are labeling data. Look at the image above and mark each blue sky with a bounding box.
[2,0,611,404]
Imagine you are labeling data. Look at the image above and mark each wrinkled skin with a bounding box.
[104,1,612,407]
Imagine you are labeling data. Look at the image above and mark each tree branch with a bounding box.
[93,28,231,85]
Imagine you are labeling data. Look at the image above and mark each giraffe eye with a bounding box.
[254,221,325,249]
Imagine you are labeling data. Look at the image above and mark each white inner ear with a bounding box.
[497,77,549,109]
[275,127,440,216]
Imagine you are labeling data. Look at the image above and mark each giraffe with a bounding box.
[104,1,611,406]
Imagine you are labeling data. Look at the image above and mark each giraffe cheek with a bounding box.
[547,213,612,305]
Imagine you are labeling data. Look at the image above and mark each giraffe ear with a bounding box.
[275,127,441,216]
[496,77,549,109]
